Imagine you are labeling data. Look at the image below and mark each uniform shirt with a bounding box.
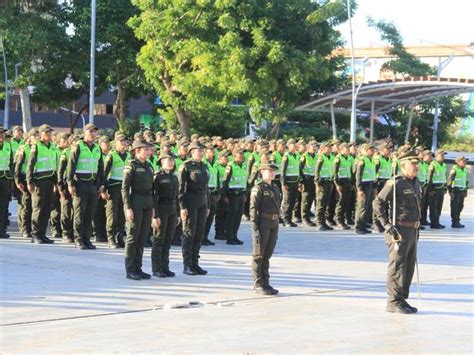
[249,181,281,226]
[222,160,247,193]
[13,144,28,186]
[121,158,154,211]
[103,151,129,189]
[281,152,300,185]
[373,175,422,227]
[26,140,57,184]
[153,169,179,217]
[67,141,104,188]
[177,159,210,211]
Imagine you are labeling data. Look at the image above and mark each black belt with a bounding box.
[228,189,246,195]
[132,189,152,196]
[158,197,176,203]
[261,213,279,221]
[188,189,207,194]
[210,189,219,195]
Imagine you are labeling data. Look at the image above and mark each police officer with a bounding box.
[280,139,300,227]
[122,140,155,280]
[0,127,13,239]
[299,140,317,226]
[373,150,422,314]
[333,143,352,229]
[178,142,210,276]
[355,144,376,234]
[203,143,218,246]
[315,142,334,231]
[26,124,57,244]
[250,163,281,296]
[214,149,229,240]
[67,123,104,250]
[373,143,393,233]
[448,156,469,228]
[426,149,447,229]
[151,152,179,277]
[418,150,432,226]
[103,133,130,248]
[50,132,69,239]
[222,148,247,245]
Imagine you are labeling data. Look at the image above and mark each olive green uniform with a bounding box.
[151,168,179,273]
[333,153,352,227]
[13,144,32,239]
[280,152,300,225]
[315,153,334,228]
[373,175,421,307]
[299,152,316,224]
[0,142,13,238]
[222,161,247,243]
[214,162,228,239]
[58,148,73,242]
[250,181,281,289]
[67,140,104,248]
[26,141,57,241]
[203,157,219,241]
[426,160,447,227]
[178,160,210,270]
[122,159,154,275]
[373,155,392,231]
[104,151,130,247]
[447,165,468,227]
[49,146,63,238]
[355,156,376,232]
[417,161,429,224]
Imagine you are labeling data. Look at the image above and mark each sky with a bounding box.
[336,0,474,48]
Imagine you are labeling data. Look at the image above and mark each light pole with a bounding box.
[431,55,454,152]
[89,0,97,124]
[1,30,9,129]
[347,0,356,143]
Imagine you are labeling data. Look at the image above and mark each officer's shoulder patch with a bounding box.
[358,161,364,166]
[225,166,232,172]
[334,157,340,163]
[386,179,394,187]
[178,163,186,172]
[124,165,132,172]
[300,156,305,162]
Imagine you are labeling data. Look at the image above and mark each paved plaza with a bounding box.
[1,193,473,353]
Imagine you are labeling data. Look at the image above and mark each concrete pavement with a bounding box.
[1,192,473,353]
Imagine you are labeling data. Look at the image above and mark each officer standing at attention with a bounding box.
[250,163,281,296]
[202,143,218,246]
[448,156,469,228]
[333,143,352,230]
[418,150,432,227]
[299,140,317,226]
[222,148,247,245]
[0,127,13,239]
[151,152,179,277]
[426,149,448,229]
[67,123,104,250]
[122,140,155,280]
[178,142,210,276]
[314,142,334,231]
[355,144,377,234]
[373,150,422,314]
[103,133,130,248]
[26,124,57,244]
[280,139,300,227]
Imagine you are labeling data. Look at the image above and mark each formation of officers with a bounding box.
[0,124,469,295]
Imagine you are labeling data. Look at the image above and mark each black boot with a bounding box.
[183,265,197,275]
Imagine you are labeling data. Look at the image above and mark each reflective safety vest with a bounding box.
[417,161,428,185]
[337,154,351,179]
[20,144,31,175]
[376,155,392,179]
[217,163,227,187]
[147,155,158,173]
[174,156,187,176]
[75,141,101,179]
[319,154,334,179]
[431,161,447,184]
[451,166,467,189]
[284,152,299,177]
[11,139,24,155]
[228,162,247,189]
[33,141,57,178]
[243,151,252,163]
[204,159,218,190]
[0,142,12,178]
[362,156,376,182]
[109,151,131,182]
[252,152,261,165]
[302,153,316,176]
[272,151,282,169]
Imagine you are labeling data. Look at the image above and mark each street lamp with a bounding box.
[0,30,9,129]
[89,0,97,124]
[347,0,356,143]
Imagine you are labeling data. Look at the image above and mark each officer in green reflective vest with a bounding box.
[104,133,130,248]
[426,149,447,229]
[373,143,393,233]
[333,143,352,229]
[272,139,285,194]
[315,141,334,230]
[214,150,229,240]
[0,126,13,239]
[418,149,432,226]
[448,156,469,228]
[171,141,189,247]
[26,124,57,244]
[299,140,317,226]
[67,123,104,250]
[355,143,376,234]
[222,148,247,245]
[280,139,300,227]
[14,129,39,240]
[10,126,24,156]
[203,143,218,246]
[58,134,79,243]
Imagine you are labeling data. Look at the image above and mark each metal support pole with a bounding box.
[330,101,337,140]
[88,0,97,124]
[347,0,356,143]
[369,100,375,144]
[1,31,9,129]
[405,101,415,143]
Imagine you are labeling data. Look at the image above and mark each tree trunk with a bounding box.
[19,87,32,131]
[266,121,280,140]
[176,107,191,139]
[114,81,128,131]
